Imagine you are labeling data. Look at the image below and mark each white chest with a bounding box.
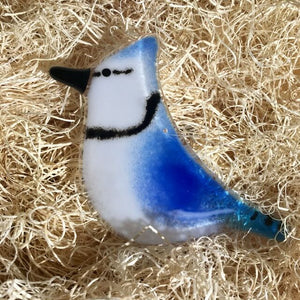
[82,138,149,238]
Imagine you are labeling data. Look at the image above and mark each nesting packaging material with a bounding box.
[0,0,299,299]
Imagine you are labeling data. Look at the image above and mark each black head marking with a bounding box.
[124,68,133,74]
[93,71,101,77]
[112,70,122,75]
[112,68,133,75]
[93,68,133,77]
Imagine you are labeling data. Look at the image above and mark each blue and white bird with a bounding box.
[50,36,285,244]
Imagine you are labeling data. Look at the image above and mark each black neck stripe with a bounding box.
[85,92,160,140]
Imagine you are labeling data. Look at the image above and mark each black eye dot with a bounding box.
[93,71,101,77]
[102,68,111,77]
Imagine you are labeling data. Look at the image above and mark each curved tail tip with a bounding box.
[235,206,287,242]
[257,214,286,242]
[249,211,286,242]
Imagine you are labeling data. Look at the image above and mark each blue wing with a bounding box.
[133,102,284,241]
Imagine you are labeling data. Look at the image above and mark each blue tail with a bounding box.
[230,201,285,241]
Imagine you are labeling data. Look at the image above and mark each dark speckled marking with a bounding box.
[250,211,258,221]
[264,216,273,226]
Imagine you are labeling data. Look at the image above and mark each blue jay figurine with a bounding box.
[50,36,285,244]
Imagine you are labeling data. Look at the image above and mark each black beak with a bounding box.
[49,66,91,94]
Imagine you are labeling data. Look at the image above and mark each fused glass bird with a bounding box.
[50,36,285,244]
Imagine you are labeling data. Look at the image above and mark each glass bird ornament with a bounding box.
[50,36,285,244]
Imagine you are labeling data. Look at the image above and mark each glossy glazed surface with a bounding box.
[50,36,285,244]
